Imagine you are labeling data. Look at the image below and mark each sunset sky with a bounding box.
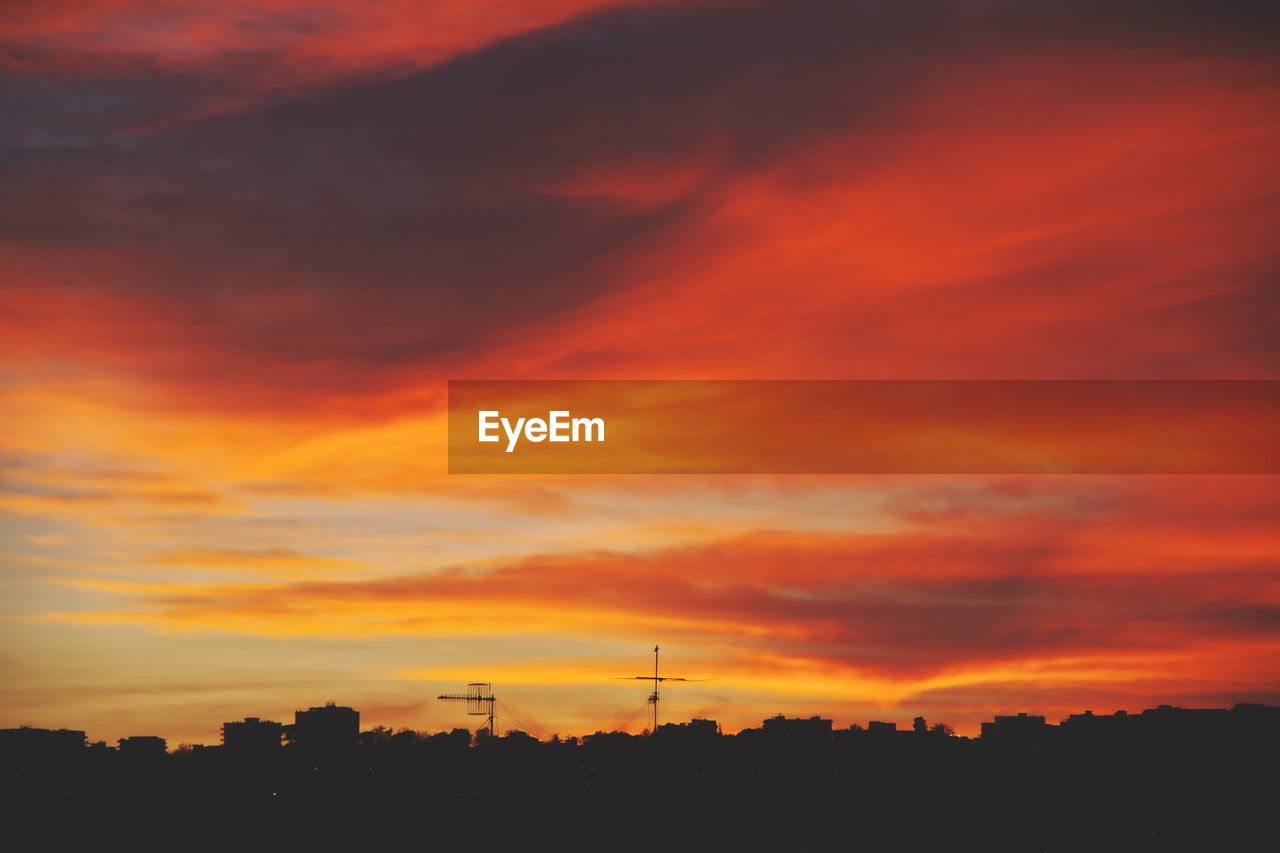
[2,0,1279,746]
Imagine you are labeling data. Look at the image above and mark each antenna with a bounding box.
[613,645,703,734]
[438,682,496,742]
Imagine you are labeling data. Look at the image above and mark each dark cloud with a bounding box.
[2,0,1278,403]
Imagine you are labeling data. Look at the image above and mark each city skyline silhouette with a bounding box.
[5,694,1277,850]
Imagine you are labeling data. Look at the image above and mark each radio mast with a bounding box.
[438,682,497,742]
[614,645,702,733]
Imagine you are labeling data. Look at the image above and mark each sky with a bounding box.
[2,0,1279,745]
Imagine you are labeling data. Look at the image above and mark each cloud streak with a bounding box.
[49,478,1280,700]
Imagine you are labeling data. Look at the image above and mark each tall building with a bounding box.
[290,702,359,748]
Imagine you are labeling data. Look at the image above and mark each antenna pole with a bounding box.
[613,645,696,736]
[652,644,660,732]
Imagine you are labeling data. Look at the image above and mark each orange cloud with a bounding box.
[45,478,1280,703]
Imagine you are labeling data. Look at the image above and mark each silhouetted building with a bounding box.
[1230,702,1280,723]
[761,715,832,742]
[0,727,86,759]
[867,720,898,735]
[118,736,167,757]
[1139,704,1231,736]
[1062,709,1132,732]
[222,716,284,751]
[981,712,1048,739]
[290,702,359,748]
[981,712,1053,757]
[654,718,720,740]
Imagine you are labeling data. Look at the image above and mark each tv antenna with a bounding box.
[438,682,496,741]
[614,645,707,733]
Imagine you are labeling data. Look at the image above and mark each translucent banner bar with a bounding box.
[447,380,1280,474]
